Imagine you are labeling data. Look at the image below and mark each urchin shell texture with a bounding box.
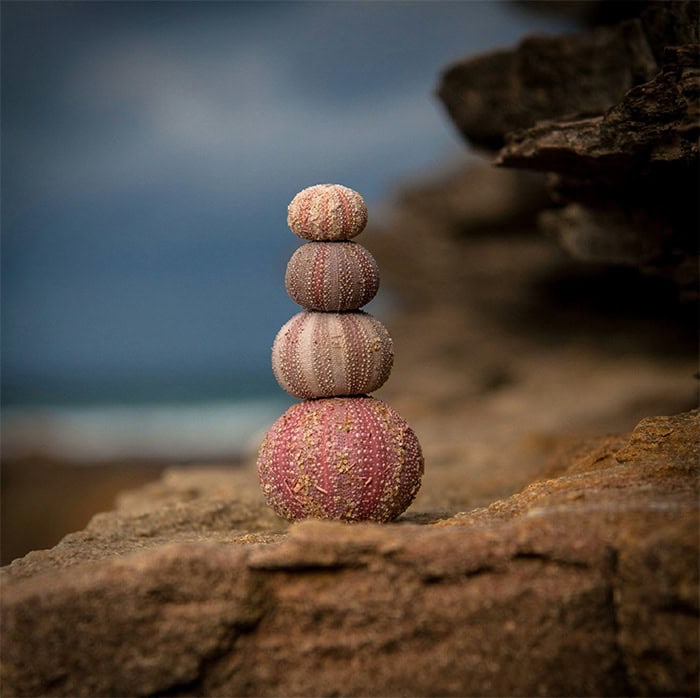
[285,241,380,311]
[287,184,368,241]
[272,311,393,399]
[257,396,424,522]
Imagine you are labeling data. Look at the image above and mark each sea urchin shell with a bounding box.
[272,311,393,399]
[285,241,380,311]
[287,184,368,241]
[257,396,424,522]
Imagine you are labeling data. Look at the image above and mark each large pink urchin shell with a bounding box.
[257,397,423,522]
[272,311,393,399]
[287,184,368,241]
[285,241,380,311]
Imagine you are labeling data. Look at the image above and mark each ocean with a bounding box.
[2,364,294,462]
[2,394,294,463]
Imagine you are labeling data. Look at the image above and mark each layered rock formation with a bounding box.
[2,410,697,696]
[438,1,699,294]
[2,3,698,696]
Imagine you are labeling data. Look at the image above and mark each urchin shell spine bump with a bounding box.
[257,397,424,522]
[285,241,380,311]
[287,184,368,241]
[257,183,423,523]
[271,311,393,399]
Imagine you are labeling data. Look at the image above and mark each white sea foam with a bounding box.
[1,398,291,463]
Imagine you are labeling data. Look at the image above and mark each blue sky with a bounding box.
[1,1,575,405]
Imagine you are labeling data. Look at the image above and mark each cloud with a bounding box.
[18,4,464,210]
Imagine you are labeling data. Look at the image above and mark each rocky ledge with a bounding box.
[2,409,697,697]
[438,1,699,295]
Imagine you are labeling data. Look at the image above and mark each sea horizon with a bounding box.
[2,390,294,464]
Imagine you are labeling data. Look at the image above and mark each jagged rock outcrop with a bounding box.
[438,20,659,150]
[439,2,698,148]
[437,1,699,292]
[1,410,697,697]
[498,44,699,176]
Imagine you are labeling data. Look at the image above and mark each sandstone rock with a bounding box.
[497,45,700,176]
[494,39,699,288]
[1,467,285,582]
[2,410,697,697]
[364,161,697,503]
[538,201,671,266]
[438,2,698,152]
[436,2,699,292]
[437,19,658,150]
[640,1,700,60]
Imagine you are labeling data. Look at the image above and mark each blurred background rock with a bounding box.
[2,1,697,564]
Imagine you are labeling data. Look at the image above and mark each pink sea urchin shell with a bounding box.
[257,396,423,522]
[272,311,393,399]
[287,184,368,241]
[285,241,380,311]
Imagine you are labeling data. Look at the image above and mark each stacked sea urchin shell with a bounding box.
[257,184,424,523]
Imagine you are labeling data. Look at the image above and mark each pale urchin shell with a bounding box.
[285,241,380,311]
[272,311,393,399]
[257,396,424,522]
[287,184,368,241]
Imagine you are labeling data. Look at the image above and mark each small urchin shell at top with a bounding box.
[287,184,368,241]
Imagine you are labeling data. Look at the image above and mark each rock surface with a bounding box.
[438,19,658,150]
[2,410,698,697]
[438,2,698,150]
[437,1,699,293]
[364,161,696,515]
[497,44,700,176]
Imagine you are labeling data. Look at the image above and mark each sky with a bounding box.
[1,1,575,406]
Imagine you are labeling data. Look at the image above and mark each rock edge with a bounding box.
[1,410,698,697]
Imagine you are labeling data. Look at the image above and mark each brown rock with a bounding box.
[2,467,285,581]
[437,2,699,152]
[538,201,671,266]
[497,45,700,176]
[2,410,697,697]
[494,42,699,274]
[640,1,700,60]
[437,2,699,290]
[437,19,658,150]
[364,161,697,505]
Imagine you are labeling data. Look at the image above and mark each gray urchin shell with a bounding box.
[272,311,393,399]
[285,241,380,311]
[257,396,424,522]
[287,184,368,241]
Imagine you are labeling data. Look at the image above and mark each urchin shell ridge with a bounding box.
[257,396,424,522]
[285,241,380,311]
[271,311,393,399]
[287,184,368,241]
